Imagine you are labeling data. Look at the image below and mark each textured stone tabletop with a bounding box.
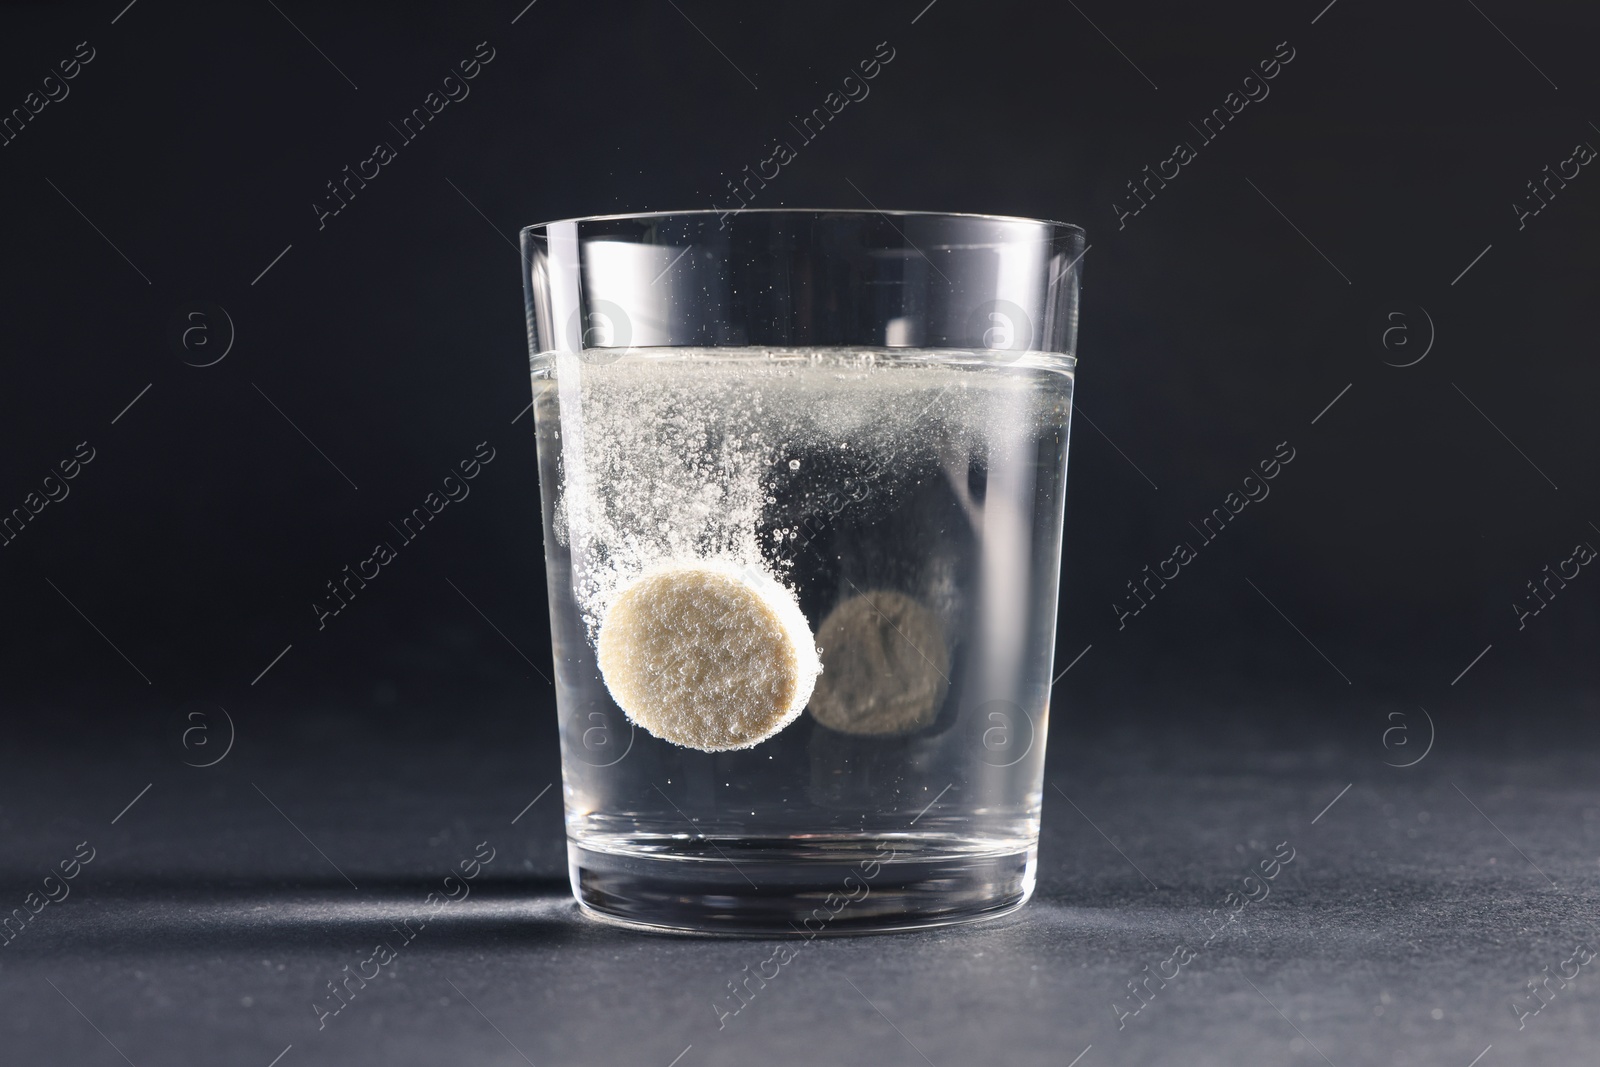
[4,702,1595,1067]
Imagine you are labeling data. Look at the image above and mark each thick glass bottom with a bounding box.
[568,833,1036,935]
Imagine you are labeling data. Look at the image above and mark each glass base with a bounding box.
[568,834,1036,935]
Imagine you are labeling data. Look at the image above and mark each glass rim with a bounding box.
[519,207,1085,238]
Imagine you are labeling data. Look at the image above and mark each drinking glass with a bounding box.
[519,209,1085,933]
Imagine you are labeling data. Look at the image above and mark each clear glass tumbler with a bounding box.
[519,209,1085,934]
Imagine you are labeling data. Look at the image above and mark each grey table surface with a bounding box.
[3,703,1597,1067]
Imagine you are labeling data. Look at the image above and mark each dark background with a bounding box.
[2,2,1597,1065]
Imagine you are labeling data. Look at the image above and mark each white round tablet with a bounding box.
[596,561,821,751]
[807,590,950,736]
